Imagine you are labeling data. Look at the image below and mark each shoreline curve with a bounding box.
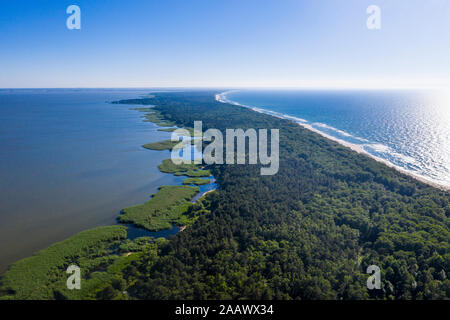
[215,91,450,192]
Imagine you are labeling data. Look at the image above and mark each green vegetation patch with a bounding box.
[142,112,175,127]
[174,170,211,177]
[143,139,180,151]
[143,139,193,151]
[157,127,178,132]
[158,158,198,173]
[182,178,211,186]
[130,107,153,112]
[158,159,211,177]
[157,127,196,136]
[0,226,127,300]
[119,185,199,231]
[129,107,175,127]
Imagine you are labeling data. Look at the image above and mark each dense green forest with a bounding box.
[115,91,449,300]
[1,91,448,300]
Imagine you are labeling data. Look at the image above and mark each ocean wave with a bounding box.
[363,143,419,165]
[311,122,369,142]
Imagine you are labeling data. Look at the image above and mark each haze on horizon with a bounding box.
[1,0,449,89]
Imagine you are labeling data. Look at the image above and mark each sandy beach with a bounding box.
[216,92,450,192]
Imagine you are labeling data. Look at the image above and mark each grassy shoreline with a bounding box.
[0,99,216,300]
[158,158,211,177]
[183,177,211,185]
[118,185,199,231]
[0,226,128,300]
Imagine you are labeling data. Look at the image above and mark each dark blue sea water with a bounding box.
[220,89,450,189]
[0,89,189,272]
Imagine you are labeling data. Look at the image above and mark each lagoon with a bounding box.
[0,89,185,272]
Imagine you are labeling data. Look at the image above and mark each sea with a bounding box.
[219,89,450,190]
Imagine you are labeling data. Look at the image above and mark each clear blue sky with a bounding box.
[1,0,449,88]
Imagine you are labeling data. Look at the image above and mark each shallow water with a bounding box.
[125,224,181,240]
[190,179,218,203]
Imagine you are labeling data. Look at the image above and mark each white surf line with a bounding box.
[215,91,450,192]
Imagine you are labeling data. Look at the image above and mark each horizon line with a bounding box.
[1,85,449,91]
